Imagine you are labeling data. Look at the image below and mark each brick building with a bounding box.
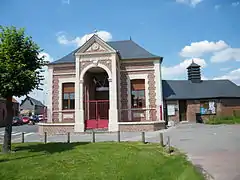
[0,97,19,127]
[163,61,240,124]
[39,35,240,134]
[39,35,165,134]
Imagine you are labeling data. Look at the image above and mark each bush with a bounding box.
[206,115,240,124]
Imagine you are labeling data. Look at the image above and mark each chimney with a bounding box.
[187,60,201,83]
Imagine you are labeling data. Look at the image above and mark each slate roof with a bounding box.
[21,96,45,107]
[163,80,240,100]
[51,40,161,64]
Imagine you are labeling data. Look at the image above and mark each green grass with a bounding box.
[206,116,240,125]
[0,142,204,180]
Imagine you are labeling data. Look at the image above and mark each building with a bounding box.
[20,96,45,116]
[39,35,240,135]
[0,97,19,127]
[39,35,165,134]
[163,61,240,124]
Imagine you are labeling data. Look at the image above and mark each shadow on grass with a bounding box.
[13,142,90,154]
[0,154,46,163]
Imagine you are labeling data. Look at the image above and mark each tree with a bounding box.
[0,26,47,153]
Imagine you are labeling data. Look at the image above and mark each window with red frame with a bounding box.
[62,83,75,110]
[131,79,145,108]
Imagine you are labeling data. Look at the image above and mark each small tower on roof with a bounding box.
[187,60,201,83]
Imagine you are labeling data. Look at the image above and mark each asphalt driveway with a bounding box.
[156,123,240,180]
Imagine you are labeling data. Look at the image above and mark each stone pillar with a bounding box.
[108,54,119,131]
[47,66,53,123]
[74,57,84,132]
[154,60,164,121]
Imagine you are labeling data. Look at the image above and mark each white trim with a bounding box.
[53,72,75,76]
[118,121,165,125]
[38,123,75,126]
[120,68,154,72]
[79,63,112,81]
[127,74,149,120]
[58,77,76,122]
[154,60,163,121]
[108,53,119,131]
[121,59,159,63]
[47,67,53,123]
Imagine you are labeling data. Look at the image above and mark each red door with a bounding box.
[84,100,109,129]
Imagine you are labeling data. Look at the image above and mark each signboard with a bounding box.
[167,105,175,116]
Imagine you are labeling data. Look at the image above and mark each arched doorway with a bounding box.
[83,67,110,130]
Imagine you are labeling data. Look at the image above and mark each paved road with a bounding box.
[0,124,39,142]
[159,124,240,180]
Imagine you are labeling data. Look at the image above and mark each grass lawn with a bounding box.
[206,116,240,125]
[0,142,204,180]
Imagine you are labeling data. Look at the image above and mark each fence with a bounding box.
[0,131,172,153]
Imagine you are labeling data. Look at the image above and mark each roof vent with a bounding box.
[187,60,201,83]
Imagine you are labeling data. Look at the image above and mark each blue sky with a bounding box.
[1,0,240,103]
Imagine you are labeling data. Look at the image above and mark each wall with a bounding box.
[0,100,19,127]
[52,64,76,123]
[218,98,240,116]
[119,61,157,122]
[165,100,179,122]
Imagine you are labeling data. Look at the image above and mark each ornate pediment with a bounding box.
[85,42,107,53]
[75,34,116,55]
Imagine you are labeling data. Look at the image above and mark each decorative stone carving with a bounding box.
[85,42,106,53]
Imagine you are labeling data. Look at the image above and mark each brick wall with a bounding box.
[186,100,200,122]
[119,61,157,122]
[51,65,75,123]
[218,98,240,116]
[119,122,165,132]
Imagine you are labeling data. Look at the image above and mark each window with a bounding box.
[62,83,75,110]
[200,101,216,115]
[131,79,145,108]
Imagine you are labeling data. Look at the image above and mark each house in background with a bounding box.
[20,96,45,116]
[163,61,240,124]
[0,97,19,127]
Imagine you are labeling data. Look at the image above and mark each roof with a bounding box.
[51,40,161,64]
[187,61,200,69]
[163,80,240,100]
[20,96,45,107]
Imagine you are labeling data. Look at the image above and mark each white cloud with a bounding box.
[56,30,113,47]
[232,2,240,7]
[210,48,240,63]
[162,58,207,79]
[220,67,231,71]
[213,68,240,85]
[180,40,229,58]
[176,0,204,7]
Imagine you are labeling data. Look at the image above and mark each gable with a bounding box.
[85,42,108,53]
[75,34,116,55]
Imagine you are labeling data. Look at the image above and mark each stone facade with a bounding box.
[119,122,165,132]
[52,65,75,123]
[43,35,165,134]
[119,61,157,122]
[38,124,74,135]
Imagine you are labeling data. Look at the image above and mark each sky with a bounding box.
[1,0,240,104]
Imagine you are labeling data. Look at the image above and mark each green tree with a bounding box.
[0,26,47,153]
